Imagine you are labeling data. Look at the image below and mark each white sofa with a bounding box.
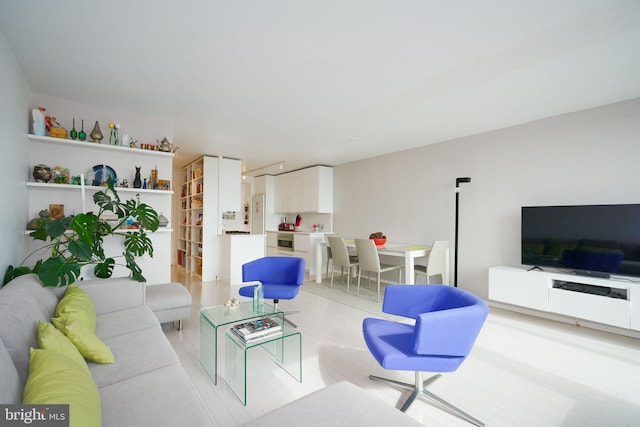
[0,274,212,426]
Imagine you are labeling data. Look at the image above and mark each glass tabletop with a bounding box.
[200,301,281,327]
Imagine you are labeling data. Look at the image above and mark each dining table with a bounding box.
[315,240,436,285]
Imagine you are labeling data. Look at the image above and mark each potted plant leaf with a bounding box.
[3,180,159,287]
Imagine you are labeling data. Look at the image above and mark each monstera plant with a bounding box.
[3,180,159,287]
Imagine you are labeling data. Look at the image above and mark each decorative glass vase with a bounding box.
[90,121,103,143]
[69,118,78,140]
[78,119,86,141]
[109,129,119,145]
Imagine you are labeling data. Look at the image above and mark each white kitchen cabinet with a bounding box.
[266,231,278,248]
[266,231,325,276]
[274,166,333,213]
[27,134,174,284]
[275,172,302,213]
[302,166,333,213]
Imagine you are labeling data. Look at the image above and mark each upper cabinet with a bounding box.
[274,166,333,213]
[275,171,303,213]
[302,166,333,213]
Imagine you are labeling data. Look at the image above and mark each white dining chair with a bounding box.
[324,233,336,278]
[414,240,450,284]
[327,236,359,293]
[355,238,403,303]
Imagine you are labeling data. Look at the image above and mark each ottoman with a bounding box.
[145,282,192,330]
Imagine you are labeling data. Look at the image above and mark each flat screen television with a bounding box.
[521,204,640,278]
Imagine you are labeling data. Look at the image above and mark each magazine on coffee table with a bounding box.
[231,316,282,343]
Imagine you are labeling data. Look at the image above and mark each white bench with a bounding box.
[145,282,192,330]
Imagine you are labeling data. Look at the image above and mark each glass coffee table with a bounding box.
[200,302,283,385]
[225,322,302,405]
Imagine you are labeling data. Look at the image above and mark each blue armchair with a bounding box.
[238,256,306,327]
[362,285,488,426]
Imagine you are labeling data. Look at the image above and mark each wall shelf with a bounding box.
[28,134,174,158]
[26,182,173,194]
[24,228,173,235]
[27,131,174,283]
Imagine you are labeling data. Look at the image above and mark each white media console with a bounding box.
[488,266,640,333]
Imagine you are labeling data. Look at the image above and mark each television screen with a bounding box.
[521,204,640,278]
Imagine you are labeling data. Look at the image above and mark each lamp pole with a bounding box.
[454,177,471,287]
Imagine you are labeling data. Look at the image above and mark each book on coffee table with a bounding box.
[231,316,283,343]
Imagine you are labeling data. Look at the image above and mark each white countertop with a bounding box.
[266,230,329,235]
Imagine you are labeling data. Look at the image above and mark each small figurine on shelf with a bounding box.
[142,178,147,189]
[45,114,66,139]
[133,166,142,188]
[52,166,70,184]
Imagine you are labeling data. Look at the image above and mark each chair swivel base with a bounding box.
[272,301,299,328]
[368,372,484,427]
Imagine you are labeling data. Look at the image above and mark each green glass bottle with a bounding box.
[69,118,78,140]
[78,119,86,141]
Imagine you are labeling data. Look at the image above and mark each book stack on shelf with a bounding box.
[231,317,283,344]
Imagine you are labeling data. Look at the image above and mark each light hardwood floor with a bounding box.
[163,267,640,426]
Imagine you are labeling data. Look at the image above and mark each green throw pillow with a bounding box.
[55,284,97,333]
[52,317,115,364]
[37,321,90,375]
[23,348,101,427]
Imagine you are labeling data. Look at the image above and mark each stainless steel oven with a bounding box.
[277,233,294,252]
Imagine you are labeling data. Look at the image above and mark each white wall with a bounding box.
[0,29,31,278]
[334,98,640,298]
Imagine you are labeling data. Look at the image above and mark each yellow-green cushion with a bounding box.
[37,321,90,375]
[55,284,97,333]
[23,348,101,427]
[52,317,115,364]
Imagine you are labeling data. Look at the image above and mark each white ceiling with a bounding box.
[2,1,640,172]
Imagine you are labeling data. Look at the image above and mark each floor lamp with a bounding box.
[454,177,471,287]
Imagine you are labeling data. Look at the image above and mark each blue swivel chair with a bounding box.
[363,285,488,426]
[238,256,306,327]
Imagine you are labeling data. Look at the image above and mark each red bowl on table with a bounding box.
[371,237,387,247]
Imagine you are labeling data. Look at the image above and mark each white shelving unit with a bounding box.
[27,134,174,284]
[177,156,242,282]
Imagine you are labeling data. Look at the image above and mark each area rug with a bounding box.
[300,276,393,318]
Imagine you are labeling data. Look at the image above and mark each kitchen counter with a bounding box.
[266,230,329,235]
[265,231,327,276]
[219,234,265,285]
